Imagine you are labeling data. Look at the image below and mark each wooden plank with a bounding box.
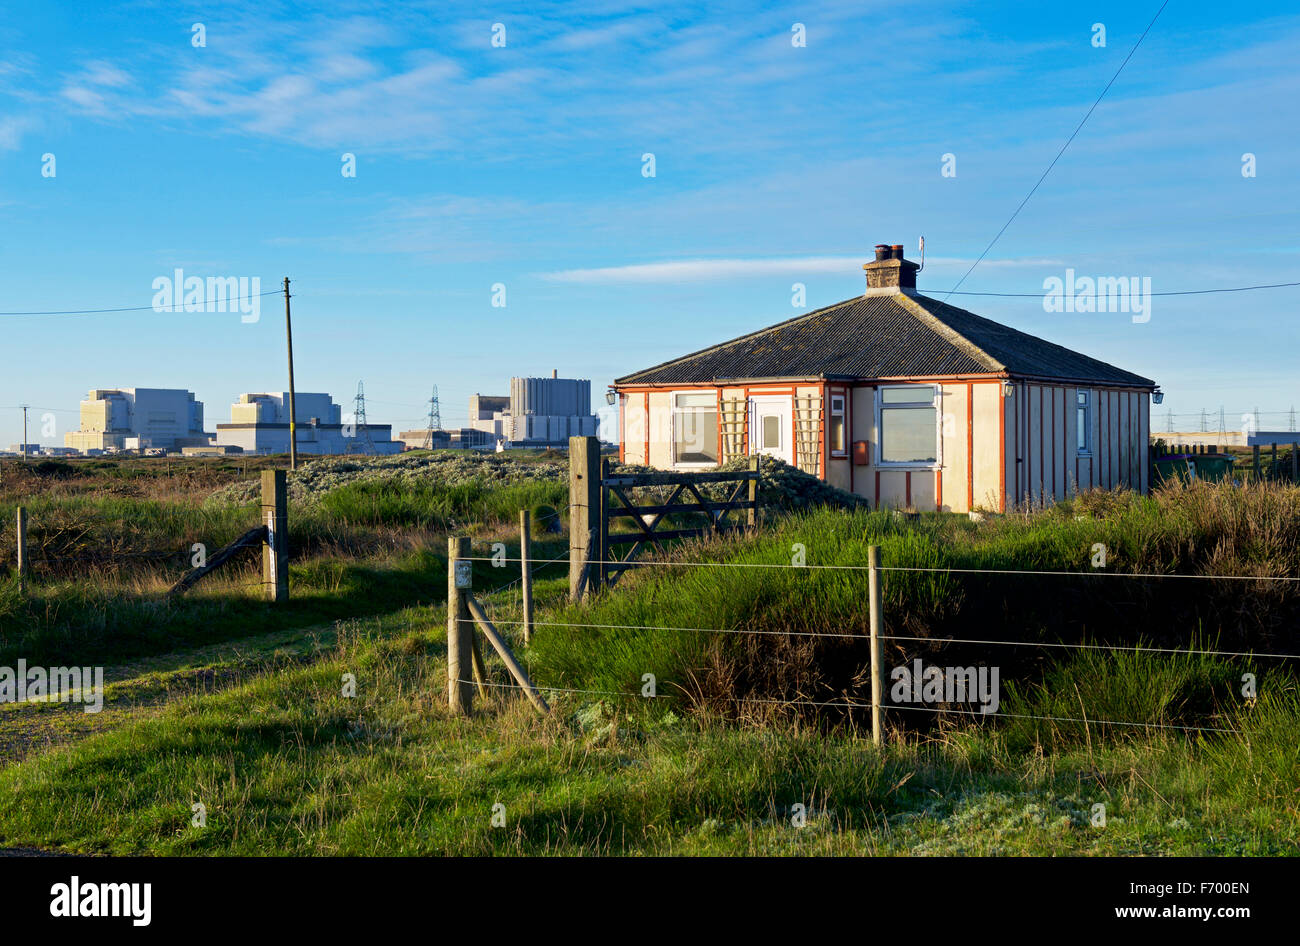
[466,595,550,714]
[602,470,758,487]
[606,525,746,545]
[607,499,754,518]
[169,525,268,595]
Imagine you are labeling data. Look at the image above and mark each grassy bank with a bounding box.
[0,612,1294,856]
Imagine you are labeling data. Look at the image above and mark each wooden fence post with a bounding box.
[598,456,610,591]
[447,536,474,715]
[868,544,885,748]
[15,507,27,590]
[747,456,759,527]
[519,509,534,645]
[569,435,601,601]
[1292,442,1298,484]
[1252,445,1261,482]
[261,469,288,602]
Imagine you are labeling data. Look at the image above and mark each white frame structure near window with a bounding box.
[875,383,941,468]
[829,394,847,457]
[671,391,719,467]
[1076,389,1093,456]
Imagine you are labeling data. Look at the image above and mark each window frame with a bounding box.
[829,394,847,457]
[1076,389,1093,457]
[874,383,942,469]
[670,390,720,468]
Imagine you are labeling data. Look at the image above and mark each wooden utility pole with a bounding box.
[283,277,299,471]
[520,509,534,645]
[20,405,28,461]
[15,507,28,590]
[261,469,288,602]
[447,536,474,715]
[569,435,601,601]
[868,544,885,748]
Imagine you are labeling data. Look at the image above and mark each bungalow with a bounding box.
[612,244,1158,513]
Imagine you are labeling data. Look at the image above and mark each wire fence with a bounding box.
[453,544,1295,739]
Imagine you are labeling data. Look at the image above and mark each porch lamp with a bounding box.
[1001,381,1015,398]
[605,391,617,405]
[1153,389,1164,405]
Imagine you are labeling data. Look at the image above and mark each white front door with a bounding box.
[750,396,793,464]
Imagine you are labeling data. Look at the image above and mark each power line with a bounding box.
[943,0,1172,298]
[0,289,283,318]
[937,280,1300,299]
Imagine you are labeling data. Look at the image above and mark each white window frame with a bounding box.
[829,394,847,457]
[1076,389,1093,456]
[874,383,942,469]
[670,390,719,469]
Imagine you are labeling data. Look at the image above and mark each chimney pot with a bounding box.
[874,244,891,261]
[890,244,904,260]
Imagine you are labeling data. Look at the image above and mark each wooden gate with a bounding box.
[568,437,759,599]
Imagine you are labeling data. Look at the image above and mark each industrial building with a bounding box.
[468,373,598,448]
[215,392,402,456]
[64,388,213,453]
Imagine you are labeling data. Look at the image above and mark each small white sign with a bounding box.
[455,560,473,589]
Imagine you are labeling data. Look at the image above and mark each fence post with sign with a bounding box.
[447,535,474,715]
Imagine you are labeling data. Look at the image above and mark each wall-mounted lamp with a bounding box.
[605,391,617,405]
[1001,381,1015,398]
[1153,389,1164,405]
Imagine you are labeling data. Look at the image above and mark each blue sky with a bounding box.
[2,0,1298,446]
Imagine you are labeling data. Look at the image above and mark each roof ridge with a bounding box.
[613,295,861,384]
[895,293,1007,372]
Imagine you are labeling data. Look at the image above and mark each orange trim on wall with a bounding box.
[935,468,942,511]
[820,381,828,481]
[716,388,723,465]
[905,471,912,508]
[643,391,650,463]
[618,394,626,463]
[999,383,1006,512]
[966,381,974,511]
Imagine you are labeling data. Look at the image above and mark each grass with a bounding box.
[1,464,1297,856]
[0,610,1294,856]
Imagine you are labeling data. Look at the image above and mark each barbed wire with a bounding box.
[460,554,1300,583]
[469,616,1300,661]
[450,676,1242,734]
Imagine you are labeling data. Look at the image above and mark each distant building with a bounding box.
[64,388,212,453]
[215,392,402,456]
[395,429,451,450]
[468,373,598,448]
[7,443,41,456]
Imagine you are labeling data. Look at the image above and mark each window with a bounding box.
[1076,390,1092,455]
[761,414,782,450]
[829,395,847,455]
[672,392,719,465]
[877,384,939,465]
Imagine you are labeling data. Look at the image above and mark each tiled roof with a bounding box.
[614,291,1156,388]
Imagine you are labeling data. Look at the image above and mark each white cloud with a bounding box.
[543,255,1064,284]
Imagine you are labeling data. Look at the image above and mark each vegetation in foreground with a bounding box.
[0,460,1296,855]
[0,606,1294,856]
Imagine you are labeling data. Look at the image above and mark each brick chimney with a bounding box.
[863,243,920,291]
